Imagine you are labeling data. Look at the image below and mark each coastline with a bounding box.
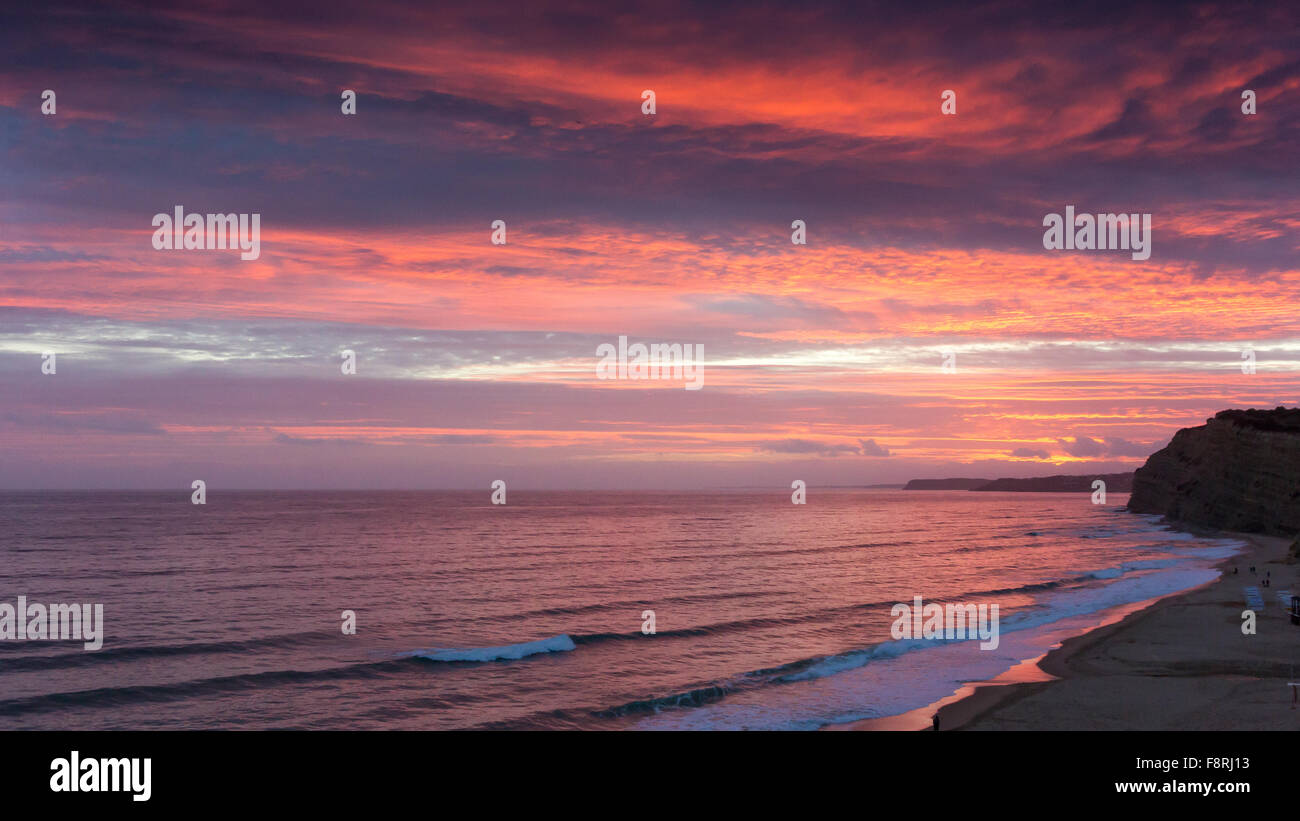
[940,528,1298,730]
[835,524,1299,731]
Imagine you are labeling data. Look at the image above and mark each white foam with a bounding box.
[637,562,1221,730]
[399,634,576,663]
[1082,557,1181,580]
[782,563,1216,686]
[1169,539,1248,560]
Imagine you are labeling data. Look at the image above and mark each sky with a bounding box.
[1,0,1298,489]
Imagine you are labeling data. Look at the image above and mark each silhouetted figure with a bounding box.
[932,713,940,731]
[1234,567,1239,574]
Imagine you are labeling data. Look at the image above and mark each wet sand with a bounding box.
[946,530,1300,730]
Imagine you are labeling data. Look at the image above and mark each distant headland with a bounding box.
[903,473,1134,492]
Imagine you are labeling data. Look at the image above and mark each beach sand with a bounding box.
[936,530,1300,731]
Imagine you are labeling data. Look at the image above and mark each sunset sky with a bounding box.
[2,0,1298,488]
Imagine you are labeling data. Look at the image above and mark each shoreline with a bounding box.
[931,583,1215,731]
[945,527,1297,730]
[838,522,1297,731]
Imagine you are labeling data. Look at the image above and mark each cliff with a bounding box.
[974,473,1133,492]
[1127,407,1300,536]
[902,473,1133,492]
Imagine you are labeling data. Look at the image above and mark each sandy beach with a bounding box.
[932,529,1300,731]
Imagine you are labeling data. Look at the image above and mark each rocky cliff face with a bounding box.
[1128,407,1300,535]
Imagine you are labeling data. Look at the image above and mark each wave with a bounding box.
[593,638,937,719]
[0,659,419,717]
[0,634,585,716]
[1080,558,1182,580]
[5,534,1241,723]
[507,589,785,621]
[570,604,902,646]
[398,633,576,663]
[0,630,336,671]
[574,561,1185,650]
[595,683,738,717]
[597,561,1230,723]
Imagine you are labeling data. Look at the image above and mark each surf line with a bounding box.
[890,596,999,650]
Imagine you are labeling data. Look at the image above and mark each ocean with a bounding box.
[0,490,1242,730]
